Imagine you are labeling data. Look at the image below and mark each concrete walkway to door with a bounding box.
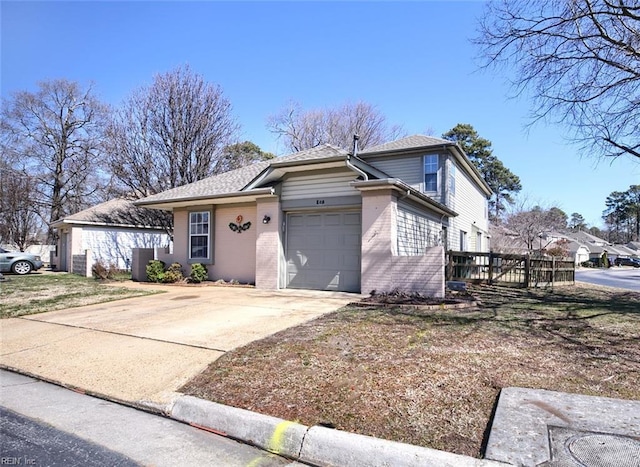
[0,283,362,410]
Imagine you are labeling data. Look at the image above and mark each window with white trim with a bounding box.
[424,154,438,192]
[189,211,210,260]
[460,230,468,251]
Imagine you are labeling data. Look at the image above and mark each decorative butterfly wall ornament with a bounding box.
[229,215,251,233]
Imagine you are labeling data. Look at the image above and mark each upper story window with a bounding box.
[424,154,438,192]
[189,211,210,260]
[449,161,456,196]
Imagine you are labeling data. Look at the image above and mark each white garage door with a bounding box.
[286,211,361,292]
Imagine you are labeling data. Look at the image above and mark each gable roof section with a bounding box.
[566,230,609,245]
[51,199,167,230]
[360,135,452,155]
[136,144,382,209]
[272,144,348,164]
[359,134,492,197]
[628,241,640,251]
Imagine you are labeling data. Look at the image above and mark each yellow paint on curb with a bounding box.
[267,420,295,454]
[246,420,296,467]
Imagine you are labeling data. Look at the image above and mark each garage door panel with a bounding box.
[343,254,360,269]
[305,215,322,227]
[286,211,361,292]
[344,233,361,247]
[324,214,341,226]
[289,215,305,227]
[324,234,342,249]
[344,213,361,225]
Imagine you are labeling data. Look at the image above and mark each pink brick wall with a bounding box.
[212,204,257,283]
[255,197,282,289]
[360,189,445,298]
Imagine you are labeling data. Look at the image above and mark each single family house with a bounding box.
[135,135,492,297]
[51,198,172,275]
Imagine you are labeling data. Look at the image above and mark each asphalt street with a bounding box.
[1,406,139,467]
[575,267,640,292]
[0,371,291,467]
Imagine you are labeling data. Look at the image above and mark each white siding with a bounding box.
[281,170,359,201]
[82,226,171,269]
[446,161,489,252]
[397,203,443,256]
[366,156,422,188]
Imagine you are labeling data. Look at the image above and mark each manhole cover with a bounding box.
[538,426,640,467]
[568,434,640,467]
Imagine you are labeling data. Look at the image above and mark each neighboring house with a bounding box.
[614,244,639,258]
[546,239,590,264]
[566,230,610,249]
[488,224,529,254]
[135,135,492,296]
[538,232,589,264]
[51,199,171,273]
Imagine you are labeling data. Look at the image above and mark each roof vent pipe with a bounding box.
[352,134,360,158]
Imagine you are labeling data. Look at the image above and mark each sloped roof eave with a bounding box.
[360,139,492,197]
[50,219,167,230]
[134,187,276,210]
[351,178,457,217]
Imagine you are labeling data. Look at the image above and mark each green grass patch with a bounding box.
[0,273,161,318]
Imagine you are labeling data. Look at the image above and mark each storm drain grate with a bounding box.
[538,426,640,467]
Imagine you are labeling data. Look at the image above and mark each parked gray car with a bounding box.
[0,248,44,274]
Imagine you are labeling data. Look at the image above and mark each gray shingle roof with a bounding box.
[137,161,271,204]
[566,230,609,245]
[136,144,348,204]
[53,198,167,228]
[273,144,348,163]
[359,135,452,155]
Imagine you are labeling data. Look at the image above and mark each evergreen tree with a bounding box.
[443,124,521,222]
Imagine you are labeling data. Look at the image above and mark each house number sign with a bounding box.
[229,215,251,233]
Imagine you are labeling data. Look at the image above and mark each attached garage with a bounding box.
[285,211,361,292]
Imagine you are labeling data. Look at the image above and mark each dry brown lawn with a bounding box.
[181,283,640,458]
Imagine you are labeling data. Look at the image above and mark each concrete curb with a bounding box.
[171,395,308,459]
[170,394,511,467]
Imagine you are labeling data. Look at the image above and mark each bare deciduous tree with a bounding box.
[106,65,239,198]
[1,79,108,242]
[0,161,44,250]
[267,101,405,152]
[506,205,569,251]
[476,0,640,161]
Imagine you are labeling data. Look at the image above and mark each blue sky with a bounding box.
[2,1,639,228]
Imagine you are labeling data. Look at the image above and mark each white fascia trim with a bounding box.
[351,179,457,217]
[135,187,276,211]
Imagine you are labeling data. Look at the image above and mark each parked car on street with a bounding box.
[581,258,602,268]
[0,248,44,274]
[614,257,640,268]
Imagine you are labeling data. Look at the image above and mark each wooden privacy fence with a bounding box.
[446,251,575,287]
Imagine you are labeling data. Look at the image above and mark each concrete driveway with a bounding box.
[0,284,361,409]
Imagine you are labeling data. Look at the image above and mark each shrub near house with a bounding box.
[146,260,208,283]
